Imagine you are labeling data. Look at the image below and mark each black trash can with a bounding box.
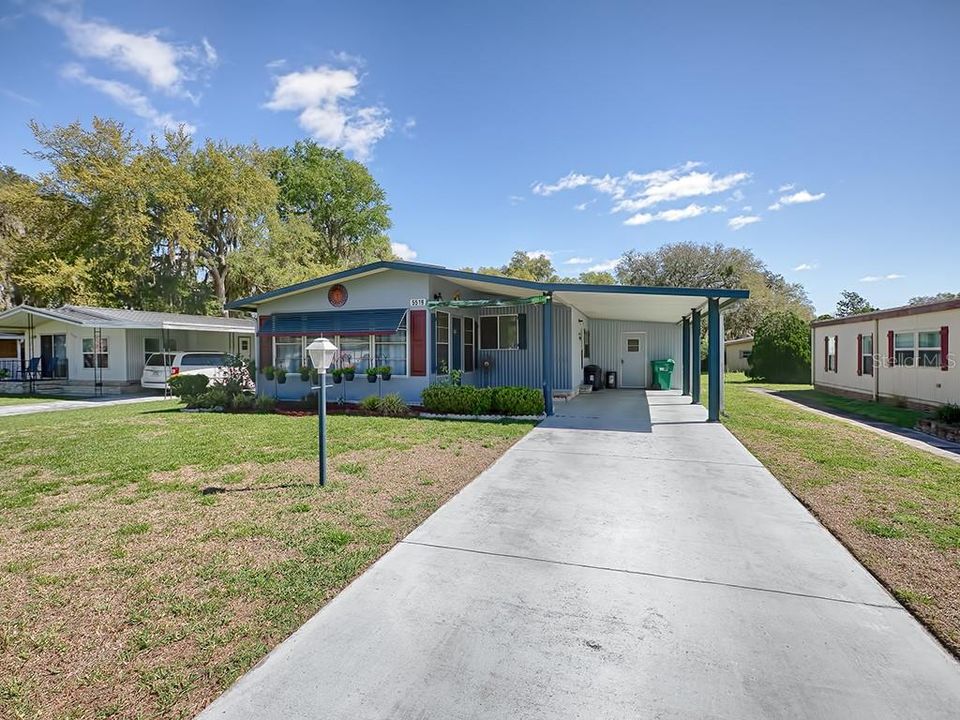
[583,364,603,390]
[605,371,617,389]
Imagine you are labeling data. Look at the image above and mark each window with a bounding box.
[337,336,372,374]
[463,317,475,372]
[274,336,303,373]
[375,315,407,375]
[479,314,519,350]
[144,337,177,363]
[82,337,108,368]
[583,328,591,359]
[894,332,915,366]
[627,338,641,352]
[826,336,836,371]
[436,311,450,374]
[861,334,874,376]
[918,331,942,368]
[739,350,752,360]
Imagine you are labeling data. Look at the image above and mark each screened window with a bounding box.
[479,315,519,350]
[375,315,408,375]
[436,311,450,374]
[918,331,942,368]
[274,337,303,373]
[826,336,836,371]
[894,332,915,367]
[463,317,475,372]
[144,337,177,363]
[82,337,108,368]
[338,336,372,374]
[861,334,874,376]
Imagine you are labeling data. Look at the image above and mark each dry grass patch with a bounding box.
[0,401,532,719]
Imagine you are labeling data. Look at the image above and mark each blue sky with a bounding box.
[1,0,958,313]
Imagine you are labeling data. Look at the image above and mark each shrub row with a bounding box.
[934,403,960,426]
[420,384,544,416]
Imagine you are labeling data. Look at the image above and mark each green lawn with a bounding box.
[0,402,533,718]
[0,394,58,407]
[713,373,960,656]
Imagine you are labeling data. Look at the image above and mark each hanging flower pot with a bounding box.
[264,366,275,381]
[299,366,311,382]
[380,366,392,381]
[344,368,355,381]
[366,368,378,383]
[276,369,287,384]
[332,368,343,384]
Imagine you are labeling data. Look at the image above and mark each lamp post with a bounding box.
[306,337,338,487]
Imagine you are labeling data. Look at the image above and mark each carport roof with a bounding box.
[0,305,255,333]
[227,261,748,322]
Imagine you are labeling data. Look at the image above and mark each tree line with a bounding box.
[0,118,393,315]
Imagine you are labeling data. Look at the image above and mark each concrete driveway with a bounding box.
[200,390,960,719]
[0,394,166,417]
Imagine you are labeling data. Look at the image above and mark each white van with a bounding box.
[140,351,231,390]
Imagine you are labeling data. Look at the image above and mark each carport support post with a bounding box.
[707,298,721,422]
[542,293,554,416]
[681,316,691,396]
[690,309,701,405]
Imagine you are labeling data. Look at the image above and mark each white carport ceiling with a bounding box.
[553,290,716,323]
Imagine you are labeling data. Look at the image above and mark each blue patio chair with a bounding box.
[22,357,41,381]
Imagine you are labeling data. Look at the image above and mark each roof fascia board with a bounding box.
[811,298,960,328]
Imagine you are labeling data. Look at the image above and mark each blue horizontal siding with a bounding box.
[262,309,406,335]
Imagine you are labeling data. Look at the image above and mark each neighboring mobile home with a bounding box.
[227,261,748,420]
[724,337,754,373]
[0,305,254,395]
[811,299,958,408]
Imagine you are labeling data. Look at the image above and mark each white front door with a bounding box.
[621,332,647,388]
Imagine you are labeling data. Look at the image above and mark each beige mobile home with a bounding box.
[724,337,753,373]
[811,299,958,408]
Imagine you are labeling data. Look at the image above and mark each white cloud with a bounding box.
[402,117,416,136]
[1,88,37,105]
[564,257,593,265]
[265,64,391,161]
[793,263,818,271]
[860,273,905,283]
[44,9,215,97]
[573,199,596,211]
[266,58,287,69]
[742,205,752,211]
[587,259,619,273]
[525,250,553,260]
[778,183,796,192]
[728,215,761,231]
[390,242,417,261]
[769,189,826,211]
[624,203,722,226]
[61,64,196,134]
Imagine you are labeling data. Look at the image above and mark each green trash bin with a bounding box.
[650,359,675,390]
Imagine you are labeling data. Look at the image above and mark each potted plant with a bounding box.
[380,365,392,381]
[299,365,311,382]
[275,367,287,384]
[366,366,378,383]
[332,367,343,384]
[310,368,320,384]
[264,365,275,381]
[343,364,356,381]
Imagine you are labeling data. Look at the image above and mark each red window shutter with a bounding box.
[856,334,863,376]
[887,330,894,366]
[823,336,829,371]
[258,316,271,370]
[942,326,950,371]
[410,309,427,376]
[834,335,839,373]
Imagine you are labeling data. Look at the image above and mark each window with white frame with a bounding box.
[463,317,475,372]
[436,311,450,374]
[337,336,372,373]
[918,331,942,368]
[861,334,874,375]
[375,315,408,374]
[82,337,108,368]
[274,335,304,373]
[479,314,519,350]
[894,332,915,366]
[826,336,836,371]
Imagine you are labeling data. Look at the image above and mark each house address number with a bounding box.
[409,298,428,307]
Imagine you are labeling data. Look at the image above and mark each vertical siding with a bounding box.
[585,319,682,389]
[475,303,572,391]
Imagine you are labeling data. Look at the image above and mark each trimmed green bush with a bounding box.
[491,386,545,416]
[421,384,544,416]
[168,374,209,402]
[746,310,811,383]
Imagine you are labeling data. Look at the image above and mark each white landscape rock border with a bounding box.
[419,412,546,422]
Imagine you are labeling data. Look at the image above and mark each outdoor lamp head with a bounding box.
[306,337,338,373]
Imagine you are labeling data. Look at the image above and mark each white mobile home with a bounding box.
[811,299,958,408]
[0,305,254,395]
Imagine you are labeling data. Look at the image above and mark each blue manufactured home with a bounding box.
[227,261,748,420]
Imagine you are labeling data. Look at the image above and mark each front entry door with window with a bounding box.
[620,332,647,388]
